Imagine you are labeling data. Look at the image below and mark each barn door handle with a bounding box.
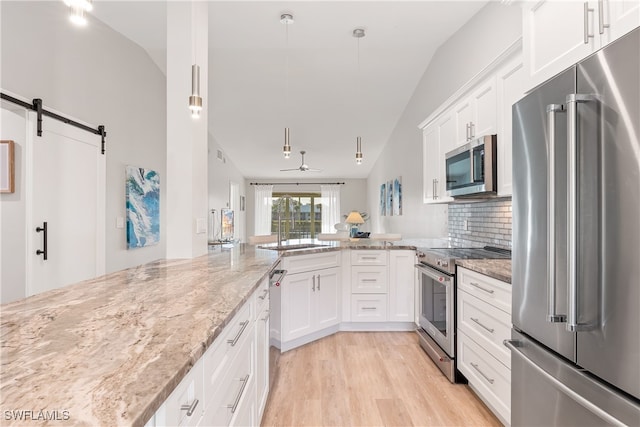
[36,221,48,260]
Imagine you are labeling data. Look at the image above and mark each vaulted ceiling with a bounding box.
[93,1,487,179]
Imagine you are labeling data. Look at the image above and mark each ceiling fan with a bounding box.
[280,150,322,172]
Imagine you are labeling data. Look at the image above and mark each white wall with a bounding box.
[1,2,166,274]
[208,137,247,242]
[245,178,368,236]
[0,107,27,303]
[367,2,522,238]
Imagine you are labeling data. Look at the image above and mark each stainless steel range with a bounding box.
[415,246,510,382]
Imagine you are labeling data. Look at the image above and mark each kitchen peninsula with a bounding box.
[0,241,415,426]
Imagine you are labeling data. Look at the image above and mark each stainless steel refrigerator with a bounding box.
[510,27,640,426]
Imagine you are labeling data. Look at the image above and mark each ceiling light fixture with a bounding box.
[64,0,92,26]
[353,28,365,165]
[189,5,202,119]
[281,13,294,159]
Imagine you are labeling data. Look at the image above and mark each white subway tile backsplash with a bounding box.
[448,198,512,249]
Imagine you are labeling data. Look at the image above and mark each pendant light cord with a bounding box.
[285,19,289,126]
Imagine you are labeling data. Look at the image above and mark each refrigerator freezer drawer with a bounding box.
[458,330,510,425]
[508,330,640,426]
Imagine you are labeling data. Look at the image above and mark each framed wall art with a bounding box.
[0,140,15,193]
[126,166,160,249]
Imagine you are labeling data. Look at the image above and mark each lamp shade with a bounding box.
[345,211,365,225]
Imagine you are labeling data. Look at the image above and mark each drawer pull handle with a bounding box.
[227,320,249,346]
[362,307,377,310]
[227,374,250,413]
[471,317,495,333]
[469,281,495,294]
[258,289,269,300]
[361,279,378,283]
[470,362,495,384]
[261,310,270,322]
[361,256,378,260]
[180,398,199,416]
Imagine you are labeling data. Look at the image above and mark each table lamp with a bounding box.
[345,211,365,237]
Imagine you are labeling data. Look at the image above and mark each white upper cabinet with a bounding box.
[453,77,497,147]
[454,97,474,146]
[472,76,497,139]
[524,0,640,91]
[422,122,440,203]
[496,53,526,197]
[420,43,516,203]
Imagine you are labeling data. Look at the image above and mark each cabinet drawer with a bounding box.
[350,250,387,266]
[457,331,510,425]
[351,266,388,293]
[283,251,340,275]
[156,358,204,427]
[350,295,388,322]
[457,267,511,315]
[203,298,253,402]
[201,323,255,427]
[458,290,511,368]
[255,277,269,311]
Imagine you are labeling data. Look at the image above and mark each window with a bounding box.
[271,193,322,239]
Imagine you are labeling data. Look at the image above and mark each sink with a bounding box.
[258,243,329,251]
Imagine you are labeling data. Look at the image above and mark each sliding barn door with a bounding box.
[28,114,105,296]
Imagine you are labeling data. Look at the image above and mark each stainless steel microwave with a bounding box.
[444,134,497,197]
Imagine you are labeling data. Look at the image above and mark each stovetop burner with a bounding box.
[417,245,511,275]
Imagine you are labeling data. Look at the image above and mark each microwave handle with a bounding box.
[469,150,475,183]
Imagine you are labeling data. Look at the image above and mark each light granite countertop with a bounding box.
[455,259,512,284]
[0,245,279,427]
[0,241,418,426]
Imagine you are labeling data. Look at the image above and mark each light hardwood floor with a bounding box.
[261,332,502,427]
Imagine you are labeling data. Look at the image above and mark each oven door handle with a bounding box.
[414,264,452,284]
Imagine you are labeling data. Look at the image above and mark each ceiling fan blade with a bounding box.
[306,168,323,172]
[279,168,301,172]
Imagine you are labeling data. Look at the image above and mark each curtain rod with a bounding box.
[1,92,107,154]
[250,182,345,186]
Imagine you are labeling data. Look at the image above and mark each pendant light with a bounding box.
[281,13,294,159]
[353,28,365,165]
[64,0,92,26]
[189,4,203,119]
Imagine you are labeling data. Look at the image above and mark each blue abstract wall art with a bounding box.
[126,166,160,249]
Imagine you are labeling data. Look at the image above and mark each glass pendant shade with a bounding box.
[356,136,363,165]
[189,64,202,118]
[283,127,291,158]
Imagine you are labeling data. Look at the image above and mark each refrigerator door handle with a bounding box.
[546,103,567,323]
[566,94,597,332]
[504,339,627,427]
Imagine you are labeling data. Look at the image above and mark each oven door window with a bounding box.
[421,273,448,337]
[446,151,471,191]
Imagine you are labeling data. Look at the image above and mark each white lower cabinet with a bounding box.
[456,267,512,426]
[458,331,511,424]
[154,280,268,427]
[388,251,415,322]
[350,294,388,321]
[255,298,270,420]
[281,266,340,342]
[155,358,204,427]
